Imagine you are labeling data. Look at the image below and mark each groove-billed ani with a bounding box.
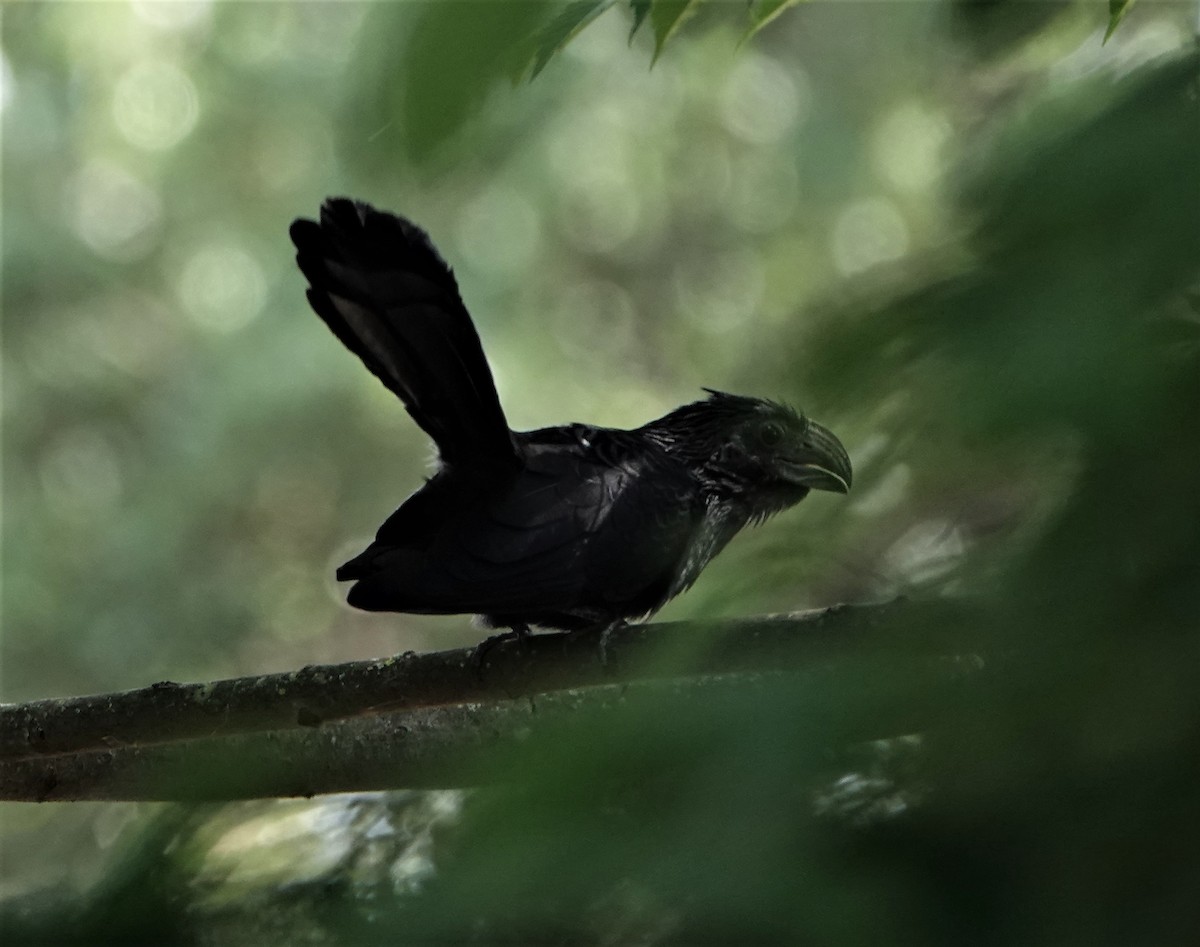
[290,198,852,633]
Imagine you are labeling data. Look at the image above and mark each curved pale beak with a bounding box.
[780,419,853,494]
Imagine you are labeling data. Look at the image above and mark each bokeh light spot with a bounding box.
[873,102,950,193]
[455,185,540,279]
[68,160,163,261]
[178,240,267,334]
[558,174,641,254]
[550,280,637,361]
[113,60,199,151]
[130,0,212,33]
[547,109,630,185]
[548,108,646,253]
[831,197,909,275]
[674,248,765,334]
[719,53,810,144]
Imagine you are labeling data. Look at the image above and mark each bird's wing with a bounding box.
[342,433,701,621]
[290,198,516,467]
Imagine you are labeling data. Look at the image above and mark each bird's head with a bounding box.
[645,390,852,513]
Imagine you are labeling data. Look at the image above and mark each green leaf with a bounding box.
[1104,0,1137,44]
[527,0,617,79]
[629,0,651,42]
[649,0,702,64]
[744,0,805,42]
[380,1,552,166]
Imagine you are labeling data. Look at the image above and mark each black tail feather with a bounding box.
[291,199,516,467]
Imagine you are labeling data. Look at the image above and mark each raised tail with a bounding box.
[290,198,516,467]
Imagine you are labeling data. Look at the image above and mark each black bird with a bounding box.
[290,199,852,633]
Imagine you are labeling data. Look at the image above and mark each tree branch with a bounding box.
[1,602,981,801]
[3,697,540,802]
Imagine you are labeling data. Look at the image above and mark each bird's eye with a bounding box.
[758,421,785,447]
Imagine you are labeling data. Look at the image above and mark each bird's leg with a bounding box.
[598,619,624,669]
[471,623,530,673]
[576,619,624,670]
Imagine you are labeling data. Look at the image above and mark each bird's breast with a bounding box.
[667,500,751,600]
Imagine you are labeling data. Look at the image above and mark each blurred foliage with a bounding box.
[3,0,1199,944]
[528,0,812,77]
[529,1,621,80]
[352,1,555,168]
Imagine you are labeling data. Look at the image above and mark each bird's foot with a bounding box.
[471,624,530,674]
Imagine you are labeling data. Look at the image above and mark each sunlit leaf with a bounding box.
[744,0,806,42]
[649,0,702,64]
[1104,0,1137,43]
[527,0,617,79]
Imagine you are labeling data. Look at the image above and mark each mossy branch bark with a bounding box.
[1,602,980,802]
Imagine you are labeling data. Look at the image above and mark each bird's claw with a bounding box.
[580,620,623,671]
[471,625,530,674]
